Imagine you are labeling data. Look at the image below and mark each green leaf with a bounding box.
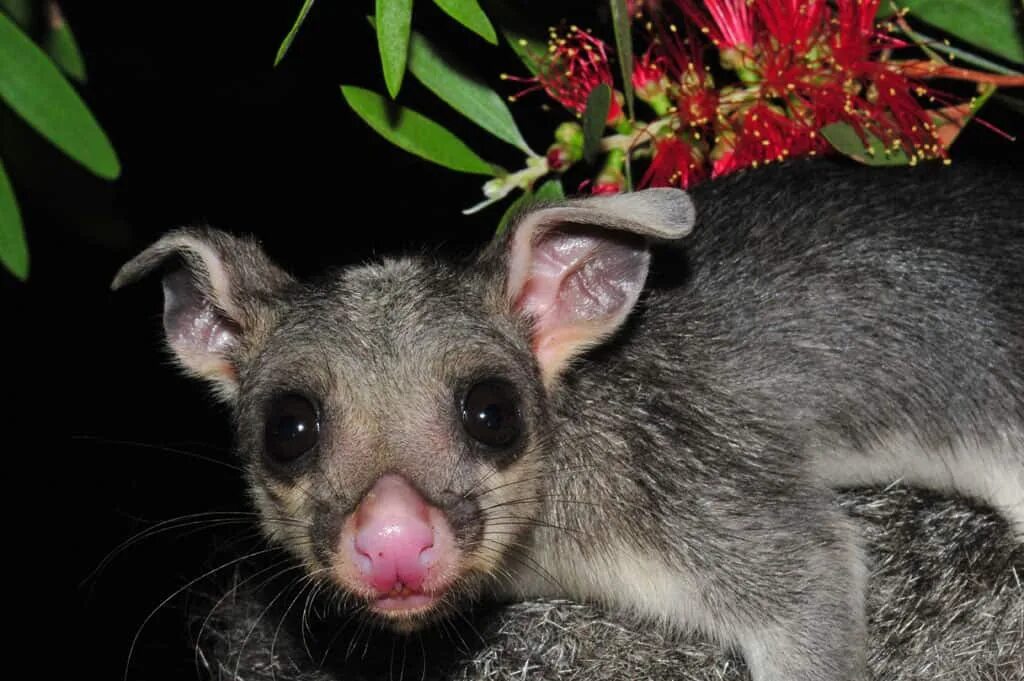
[502,27,545,76]
[274,0,316,66]
[496,191,529,236]
[377,0,414,98]
[406,29,531,152]
[484,1,546,75]
[0,12,120,179]
[890,0,1023,64]
[495,178,564,236]
[43,2,86,83]
[610,0,634,121]
[820,122,911,167]
[582,84,611,165]
[433,0,497,44]
[0,158,28,280]
[341,85,493,174]
[0,0,32,28]
[533,177,565,201]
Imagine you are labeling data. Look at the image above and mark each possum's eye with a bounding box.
[461,380,522,449]
[264,393,320,463]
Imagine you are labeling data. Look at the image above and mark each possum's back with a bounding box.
[637,161,1024,524]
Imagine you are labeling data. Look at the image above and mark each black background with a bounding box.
[2,1,1020,678]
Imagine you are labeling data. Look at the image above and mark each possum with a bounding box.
[113,160,1024,681]
[198,485,1023,681]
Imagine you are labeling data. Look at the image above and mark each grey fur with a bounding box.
[195,486,1022,681]
[116,160,1024,681]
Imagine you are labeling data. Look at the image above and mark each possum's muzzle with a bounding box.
[330,475,461,622]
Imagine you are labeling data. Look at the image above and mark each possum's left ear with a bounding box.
[501,188,696,386]
[112,228,293,399]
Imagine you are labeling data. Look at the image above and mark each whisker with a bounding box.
[449,606,487,651]
[477,494,609,515]
[301,577,331,661]
[472,465,598,498]
[269,568,330,674]
[485,515,581,535]
[388,635,397,681]
[71,434,244,472]
[84,510,310,587]
[460,450,594,501]
[461,466,504,500]
[192,551,307,677]
[361,617,379,659]
[416,631,427,681]
[471,545,526,594]
[399,634,409,681]
[124,546,286,681]
[317,600,369,667]
[479,537,566,593]
[342,607,375,662]
[231,562,315,681]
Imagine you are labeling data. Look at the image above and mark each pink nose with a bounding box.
[351,475,438,594]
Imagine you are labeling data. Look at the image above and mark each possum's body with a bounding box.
[487,163,1023,678]
[116,161,1023,681]
[680,165,1024,529]
[200,486,1022,681]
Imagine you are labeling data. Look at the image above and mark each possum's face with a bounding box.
[112,190,694,629]
[236,259,550,627]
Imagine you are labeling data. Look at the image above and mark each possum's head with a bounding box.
[112,189,694,629]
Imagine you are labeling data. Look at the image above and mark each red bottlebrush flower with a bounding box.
[649,21,718,127]
[712,103,821,176]
[507,26,623,124]
[822,0,945,159]
[675,0,755,50]
[678,83,718,129]
[641,136,706,188]
[503,0,999,192]
[834,0,881,57]
[667,0,948,167]
[866,70,940,153]
[756,0,825,55]
[632,48,668,102]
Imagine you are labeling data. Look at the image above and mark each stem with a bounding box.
[463,157,551,214]
[892,20,1024,77]
[470,115,675,210]
[600,116,673,153]
[895,60,1024,87]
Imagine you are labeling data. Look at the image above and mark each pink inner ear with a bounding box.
[513,230,649,380]
[163,269,239,381]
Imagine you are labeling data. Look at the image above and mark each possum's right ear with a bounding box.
[111,228,293,399]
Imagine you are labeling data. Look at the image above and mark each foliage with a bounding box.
[0,0,120,280]
[275,0,1022,223]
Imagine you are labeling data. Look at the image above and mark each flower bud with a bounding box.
[482,178,506,199]
[555,121,584,148]
[546,144,572,171]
